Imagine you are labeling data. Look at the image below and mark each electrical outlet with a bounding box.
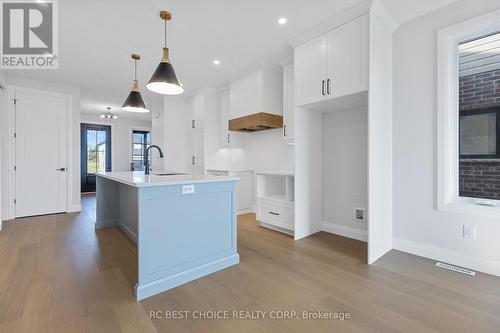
[462,225,476,240]
[182,184,195,195]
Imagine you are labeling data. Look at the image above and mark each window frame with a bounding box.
[459,106,500,159]
[130,128,151,171]
[437,10,500,215]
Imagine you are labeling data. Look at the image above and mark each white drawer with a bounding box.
[257,198,294,231]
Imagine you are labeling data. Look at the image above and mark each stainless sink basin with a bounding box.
[153,172,187,176]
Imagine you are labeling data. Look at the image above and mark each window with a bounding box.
[458,32,500,200]
[131,130,151,171]
[438,10,500,213]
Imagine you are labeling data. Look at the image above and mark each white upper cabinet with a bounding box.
[186,93,204,131]
[282,63,295,142]
[326,14,368,99]
[295,14,368,107]
[294,34,327,106]
[218,90,243,148]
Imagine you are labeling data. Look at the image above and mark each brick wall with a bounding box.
[459,160,500,199]
[459,69,500,199]
[459,69,500,111]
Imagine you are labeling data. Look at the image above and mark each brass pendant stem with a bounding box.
[132,80,139,92]
[161,48,170,63]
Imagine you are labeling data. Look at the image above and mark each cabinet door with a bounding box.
[233,171,253,210]
[326,14,368,99]
[282,63,295,141]
[186,93,204,131]
[194,131,204,168]
[219,90,244,148]
[185,132,195,167]
[294,34,327,106]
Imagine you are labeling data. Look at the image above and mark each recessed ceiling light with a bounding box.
[213,60,221,65]
[278,17,287,25]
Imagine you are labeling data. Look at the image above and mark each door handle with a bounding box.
[227,134,230,144]
[283,124,287,137]
[321,80,326,96]
[56,167,66,171]
[192,119,195,129]
[327,79,331,94]
[192,156,195,165]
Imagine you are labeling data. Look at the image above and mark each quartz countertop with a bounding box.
[96,171,239,188]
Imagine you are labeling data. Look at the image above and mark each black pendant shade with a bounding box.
[122,54,149,113]
[146,11,184,96]
[122,84,148,113]
[146,54,184,95]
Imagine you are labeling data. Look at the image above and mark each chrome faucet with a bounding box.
[144,145,164,175]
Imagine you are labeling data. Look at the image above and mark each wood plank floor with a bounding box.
[0,195,499,332]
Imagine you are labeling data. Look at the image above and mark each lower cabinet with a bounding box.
[255,172,295,235]
[257,198,294,234]
[206,169,253,214]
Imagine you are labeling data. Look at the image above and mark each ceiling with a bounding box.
[3,0,457,121]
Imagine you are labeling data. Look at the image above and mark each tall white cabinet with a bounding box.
[292,2,395,264]
[185,92,207,175]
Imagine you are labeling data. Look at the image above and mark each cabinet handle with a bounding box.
[269,211,280,216]
[327,79,331,94]
[56,167,66,171]
[227,134,230,144]
[192,156,195,165]
[321,80,326,96]
[283,124,287,137]
[192,119,195,129]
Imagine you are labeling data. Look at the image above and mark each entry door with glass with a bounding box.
[131,130,151,171]
[81,124,111,192]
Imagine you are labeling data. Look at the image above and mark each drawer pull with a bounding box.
[269,211,280,216]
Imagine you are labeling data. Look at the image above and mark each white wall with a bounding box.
[241,129,294,173]
[323,106,367,233]
[393,0,500,275]
[1,75,81,219]
[80,113,152,172]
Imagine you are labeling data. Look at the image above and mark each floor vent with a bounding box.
[436,262,476,276]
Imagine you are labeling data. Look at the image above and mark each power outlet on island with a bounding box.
[462,225,476,240]
[182,184,195,195]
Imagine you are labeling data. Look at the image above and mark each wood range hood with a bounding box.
[228,112,283,132]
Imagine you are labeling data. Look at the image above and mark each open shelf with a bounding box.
[256,172,294,203]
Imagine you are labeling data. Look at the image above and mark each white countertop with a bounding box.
[255,171,294,177]
[96,171,239,188]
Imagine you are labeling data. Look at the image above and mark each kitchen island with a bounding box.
[95,171,240,301]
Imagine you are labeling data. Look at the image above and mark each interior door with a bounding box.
[326,14,368,99]
[294,34,327,106]
[81,124,111,192]
[14,91,67,217]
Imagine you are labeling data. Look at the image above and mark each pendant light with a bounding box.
[146,10,184,95]
[100,106,118,120]
[122,54,149,113]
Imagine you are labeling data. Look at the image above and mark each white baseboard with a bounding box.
[322,221,367,242]
[237,208,254,215]
[67,205,81,213]
[118,223,137,243]
[393,237,500,277]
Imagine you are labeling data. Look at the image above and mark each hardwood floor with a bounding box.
[0,195,499,332]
